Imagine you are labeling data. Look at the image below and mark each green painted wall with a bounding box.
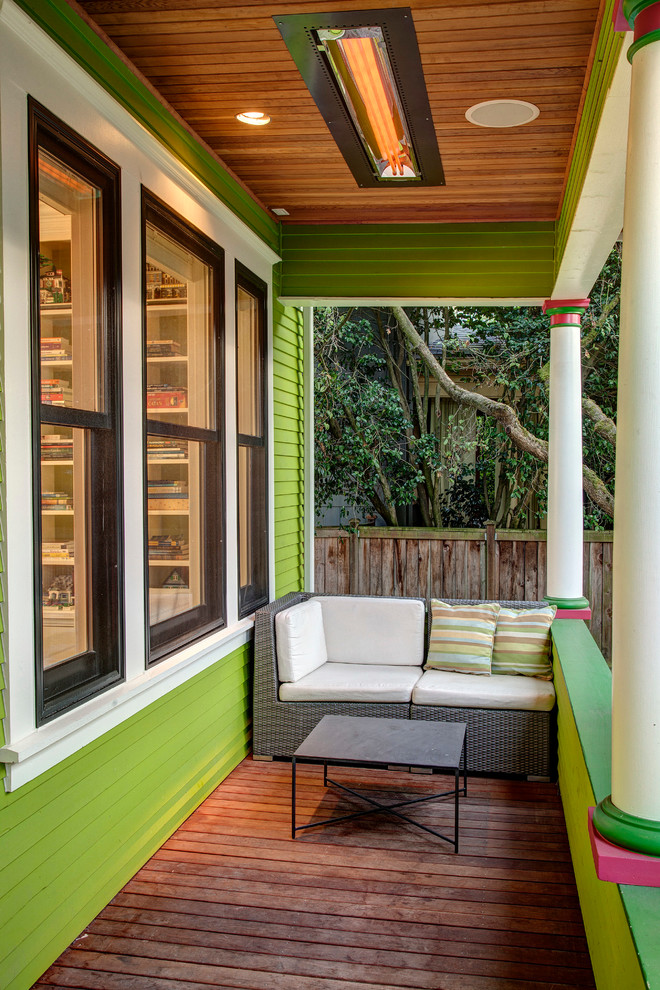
[272,266,305,595]
[280,222,556,301]
[0,644,251,990]
[14,0,279,254]
[555,0,624,272]
[553,619,660,990]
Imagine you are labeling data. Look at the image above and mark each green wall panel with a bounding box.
[280,223,556,301]
[272,268,305,597]
[553,619,660,990]
[0,644,251,990]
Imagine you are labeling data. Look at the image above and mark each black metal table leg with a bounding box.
[291,756,297,840]
[454,768,459,852]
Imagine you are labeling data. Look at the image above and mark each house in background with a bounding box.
[2,1,660,988]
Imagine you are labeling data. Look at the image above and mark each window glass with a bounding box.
[31,102,122,723]
[40,425,87,666]
[39,150,103,413]
[144,195,224,662]
[236,266,268,616]
[237,285,263,437]
[147,437,205,624]
[146,224,215,431]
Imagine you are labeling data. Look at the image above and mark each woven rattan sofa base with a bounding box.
[409,704,555,778]
[253,593,557,778]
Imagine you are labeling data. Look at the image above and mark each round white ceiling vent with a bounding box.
[465,100,539,128]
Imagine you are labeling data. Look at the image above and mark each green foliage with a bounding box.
[315,247,620,529]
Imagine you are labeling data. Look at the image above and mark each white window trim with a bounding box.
[0,1,279,791]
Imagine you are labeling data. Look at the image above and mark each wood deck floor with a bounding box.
[35,757,595,990]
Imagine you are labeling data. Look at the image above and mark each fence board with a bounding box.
[524,541,539,600]
[589,542,604,653]
[601,541,613,662]
[443,540,456,598]
[314,528,613,660]
[381,539,395,596]
[467,539,484,598]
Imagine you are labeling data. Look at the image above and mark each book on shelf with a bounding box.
[147,385,188,409]
[42,540,75,559]
[42,491,73,510]
[41,379,72,405]
[41,435,74,460]
[147,438,188,460]
[148,534,189,559]
[146,339,182,358]
[148,481,188,494]
[41,354,71,363]
[41,336,71,351]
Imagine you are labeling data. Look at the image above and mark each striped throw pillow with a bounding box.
[491,605,557,680]
[425,600,500,675]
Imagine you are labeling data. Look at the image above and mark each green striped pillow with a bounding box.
[491,605,557,680]
[425,600,500,675]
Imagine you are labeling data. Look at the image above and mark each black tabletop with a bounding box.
[294,715,466,769]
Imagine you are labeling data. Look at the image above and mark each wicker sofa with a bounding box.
[252,592,557,778]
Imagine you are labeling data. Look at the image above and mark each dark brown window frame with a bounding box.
[29,99,124,724]
[236,262,269,618]
[142,190,226,665]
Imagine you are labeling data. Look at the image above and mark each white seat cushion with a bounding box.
[275,599,327,682]
[412,669,556,712]
[319,596,424,665]
[279,662,422,702]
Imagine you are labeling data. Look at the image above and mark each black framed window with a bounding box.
[236,263,268,616]
[29,100,123,724]
[143,192,225,663]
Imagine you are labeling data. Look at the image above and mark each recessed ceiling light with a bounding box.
[236,111,271,125]
[465,100,539,128]
[271,208,290,216]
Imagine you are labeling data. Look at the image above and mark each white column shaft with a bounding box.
[612,39,660,821]
[546,323,584,601]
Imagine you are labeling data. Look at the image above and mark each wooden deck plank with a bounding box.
[34,757,595,989]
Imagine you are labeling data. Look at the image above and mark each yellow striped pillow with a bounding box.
[491,605,557,680]
[425,600,500,675]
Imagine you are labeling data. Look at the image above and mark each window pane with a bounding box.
[238,444,267,603]
[40,426,88,667]
[146,224,215,430]
[38,150,103,413]
[237,285,263,437]
[147,437,205,625]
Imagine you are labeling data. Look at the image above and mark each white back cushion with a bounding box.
[319,596,424,665]
[275,599,327,682]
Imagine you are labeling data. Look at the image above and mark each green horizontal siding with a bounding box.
[15,0,279,253]
[0,643,251,990]
[281,223,556,300]
[553,620,660,990]
[272,268,305,597]
[556,0,624,271]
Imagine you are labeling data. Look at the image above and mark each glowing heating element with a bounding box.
[341,37,405,175]
[321,26,420,181]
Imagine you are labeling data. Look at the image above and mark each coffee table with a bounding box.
[291,715,467,850]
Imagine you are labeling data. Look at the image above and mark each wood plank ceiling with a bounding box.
[74,0,605,226]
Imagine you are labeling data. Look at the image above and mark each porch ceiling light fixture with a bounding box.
[275,8,444,187]
[465,100,540,128]
[236,111,271,125]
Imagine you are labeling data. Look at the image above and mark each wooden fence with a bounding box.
[314,525,613,661]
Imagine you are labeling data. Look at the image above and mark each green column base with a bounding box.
[593,796,660,857]
[544,595,590,610]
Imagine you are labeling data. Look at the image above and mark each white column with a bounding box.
[542,300,590,610]
[593,0,660,856]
